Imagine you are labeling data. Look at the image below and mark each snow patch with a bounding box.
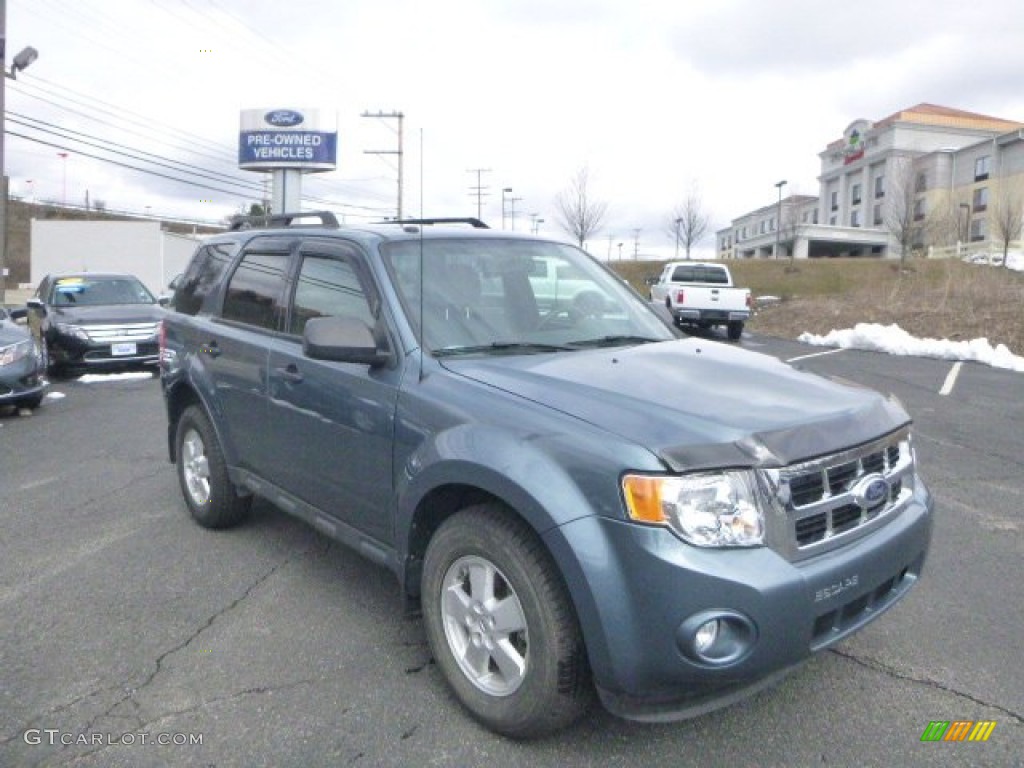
[798,323,1024,373]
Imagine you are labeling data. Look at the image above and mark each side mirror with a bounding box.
[158,295,171,307]
[168,274,183,291]
[303,315,390,367]
[7,306,28,322]
[26,298,46,316]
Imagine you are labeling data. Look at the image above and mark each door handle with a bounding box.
[274,364,304,384]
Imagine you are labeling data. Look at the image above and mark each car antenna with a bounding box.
[418,127,425,382]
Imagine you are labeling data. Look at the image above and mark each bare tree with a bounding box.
[883,156,933,268]
[554,167,608,248]
[990,179,1024,269]
[667,186,710,260]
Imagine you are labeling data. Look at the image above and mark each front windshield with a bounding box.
[50,276,156,306]
[381,238,674,354]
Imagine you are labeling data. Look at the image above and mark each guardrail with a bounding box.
[926,240,1022,261]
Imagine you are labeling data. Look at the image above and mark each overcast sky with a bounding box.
[6,0,1024,258]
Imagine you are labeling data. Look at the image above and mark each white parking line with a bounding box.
[786,348,846,363]
[939,361,963,396]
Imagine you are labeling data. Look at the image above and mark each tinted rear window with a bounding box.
[670,265,729,284]
[174,242,237,316]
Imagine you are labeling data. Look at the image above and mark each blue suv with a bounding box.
[160,212,933,738]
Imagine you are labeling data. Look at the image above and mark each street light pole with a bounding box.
[774,180,787,259]
[57,152,69,206]
[1,0,40,299]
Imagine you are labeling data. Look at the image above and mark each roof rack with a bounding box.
[227,210,340,231]
[378,217,490,229]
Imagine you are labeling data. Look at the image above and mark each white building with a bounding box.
[30,220,201,295]
[718,104,1024,259]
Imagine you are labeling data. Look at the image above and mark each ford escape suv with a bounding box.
[160,212,933,738]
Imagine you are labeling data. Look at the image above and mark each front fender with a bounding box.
[395,423,597,541]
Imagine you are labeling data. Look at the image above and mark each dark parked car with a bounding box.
[0,306,47,409]
[26,272,164,376]
[160,213,932,738]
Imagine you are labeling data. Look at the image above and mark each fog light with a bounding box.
[677,610,757,666]
[694,620,719,653]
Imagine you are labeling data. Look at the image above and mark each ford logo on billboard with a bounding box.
[264,110,304,127]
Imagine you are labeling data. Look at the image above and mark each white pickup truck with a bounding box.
[648,261,751,341]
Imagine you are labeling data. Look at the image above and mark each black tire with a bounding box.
[727,320,744,341]
[175,405,251,529]
[422,504,592,738]
[18,393,44,409]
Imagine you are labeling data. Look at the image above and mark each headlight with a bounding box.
[622,471,765,547]
[55,322,90,342]
[0,339,33,367]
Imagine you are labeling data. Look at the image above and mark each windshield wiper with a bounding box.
[435,341,577,357]
[566,335,664,348]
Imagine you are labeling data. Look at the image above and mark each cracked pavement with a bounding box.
[1,345,1021,767]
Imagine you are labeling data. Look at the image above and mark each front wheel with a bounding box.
[175,405,251,529]
[422,504,592,738]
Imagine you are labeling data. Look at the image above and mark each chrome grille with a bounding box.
[769,428,915,561]
[83,322,160,344]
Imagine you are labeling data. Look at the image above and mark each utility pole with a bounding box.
[774,179,787,259]
[362,110,404,219]
[632,228,641,259]
[467,168,490,220]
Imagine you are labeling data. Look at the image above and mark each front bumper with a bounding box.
[543,479,933,721]
[48,334,159,370]
[0,355,47,405]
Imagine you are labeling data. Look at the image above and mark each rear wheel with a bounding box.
[422,504,592,738]
[175,405,251,528]
[727,320,744,341]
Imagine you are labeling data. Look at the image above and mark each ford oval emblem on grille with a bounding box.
[265,110,304,127]
[852,474,889,508]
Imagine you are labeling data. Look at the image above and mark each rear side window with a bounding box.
[174,242,237,316]
[221,252,290,330]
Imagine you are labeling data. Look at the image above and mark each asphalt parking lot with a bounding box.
[1,334,1021,767]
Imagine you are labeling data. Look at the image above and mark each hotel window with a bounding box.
[851,183,862,205]
[851,210,861,227]
[812,209,819,224]
[972,186,988,212]
[970,218,987,242]
[913,197,926,221]
[830,191,838,211]
[915,173,927,193]
[975,155,990,181]
[873,204,882,226]
[874,175,885,198]
[829,215,837,225]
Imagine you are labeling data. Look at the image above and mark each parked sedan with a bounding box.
[26,272,165,376]
[0,307,47,409]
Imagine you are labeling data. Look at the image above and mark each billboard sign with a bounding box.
[238,108,337,170]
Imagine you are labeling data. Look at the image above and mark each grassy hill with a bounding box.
[610,257,1024,354]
